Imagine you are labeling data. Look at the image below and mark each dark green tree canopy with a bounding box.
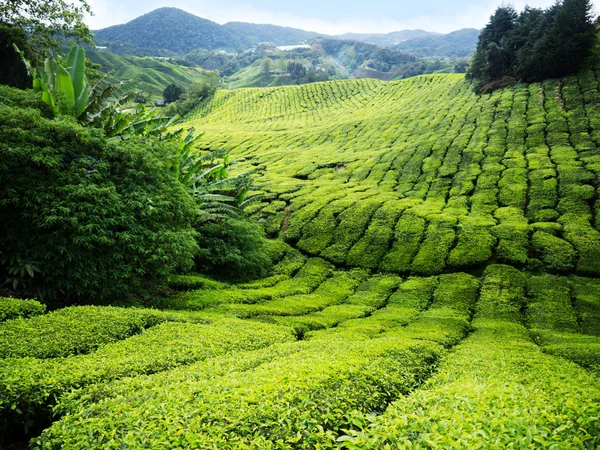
[0,0,93,49]
[467,0,596,89]
[163,83,184,103]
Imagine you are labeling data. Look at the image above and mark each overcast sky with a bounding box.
[85,0,598,34]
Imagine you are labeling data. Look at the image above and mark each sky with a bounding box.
[84,0,598,34]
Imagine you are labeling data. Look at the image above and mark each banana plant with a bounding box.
[177,147,261,223]
[13,44,90,118]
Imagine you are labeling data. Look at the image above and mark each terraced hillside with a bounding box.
[2,72,600,448]
[190,74,600,276]
[87,50,210,98]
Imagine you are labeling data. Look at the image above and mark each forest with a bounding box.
[1,0,600,448]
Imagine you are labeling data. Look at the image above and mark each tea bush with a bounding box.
[0,297,45,323]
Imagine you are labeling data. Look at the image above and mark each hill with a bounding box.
[189,73,600,278]
[393,28,480,58]
[223,22,321,45]
[86,49,210,98]
[3,72,600,446]
[93,7,469,59]
[94,7,250,53]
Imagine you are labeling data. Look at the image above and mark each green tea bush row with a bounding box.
[0,297,45,323]
[0,318,294,437]
[526,275,579,333]
[0,306,168,359]
[339,265,600,448]
[219,269,367,318]
[157,258,333,310]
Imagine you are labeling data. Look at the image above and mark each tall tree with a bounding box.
[467,6,517,84]
[520,0,596,81]
[0,0,93,50]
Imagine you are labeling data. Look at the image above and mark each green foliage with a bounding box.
[194,219,273,281]
[156,258,332,310]
[163,82,184,103]
[165,74,218,117]
[34,324,443,448]
[0,24,35,89]
[468,0,596,87]
[531,230,575,270]
[339,319,600,449]
[0,298,45,323]
[0,318,293,441]
[0,306,167,359]
[0,95,198,302]
[0,0,93,50]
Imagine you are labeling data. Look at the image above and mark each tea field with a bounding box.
[3,70,600,448]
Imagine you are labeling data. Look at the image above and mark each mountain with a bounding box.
[223,22,322,45]
[94,7,251,53]
[94,8,461,57]
[331,30,438,47]
[393,28,480,58]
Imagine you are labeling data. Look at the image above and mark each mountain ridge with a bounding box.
[93,7,476,57]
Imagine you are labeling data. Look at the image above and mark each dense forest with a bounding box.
[1,0,600,448]
[468,0,596,90]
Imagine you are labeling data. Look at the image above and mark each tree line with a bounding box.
[467,0,597,92]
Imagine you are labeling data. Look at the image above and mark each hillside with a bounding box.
[188,73,600,278]
[86,50,210,98]
[332,29,437,47]
[94,7,250,53]
[2,72,600,447]
[393,28,480,58]
[223,22,322,45]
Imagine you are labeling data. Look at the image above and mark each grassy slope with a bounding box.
[87,50,210,98]
[2,70,600,448]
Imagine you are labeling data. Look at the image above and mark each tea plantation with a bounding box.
[3,70,600,448]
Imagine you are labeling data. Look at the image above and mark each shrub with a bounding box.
[0,297,45,323]
[194,218,273,282]
[0,306,167,359]
[531,231,575,270]
[0,94,198,303]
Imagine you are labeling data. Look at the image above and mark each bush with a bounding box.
[531,231,575,270]
[0,306,166,358]
[194,219,273,282]
[0,297,45,323]
[0,93,199,303]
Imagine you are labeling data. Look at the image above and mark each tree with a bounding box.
[0,0,93,50]
[288,61,307,80]
[467,6,517,84]
[516,0,596,81]
[260,57,273,75]
[468,0,597,90]
[163,83,184,103]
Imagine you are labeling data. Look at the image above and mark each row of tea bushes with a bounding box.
[0,297,45,323]
[339,265,600,448]
[155,258,333,310]
[0,318,294,438]
[0,306,169,359]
